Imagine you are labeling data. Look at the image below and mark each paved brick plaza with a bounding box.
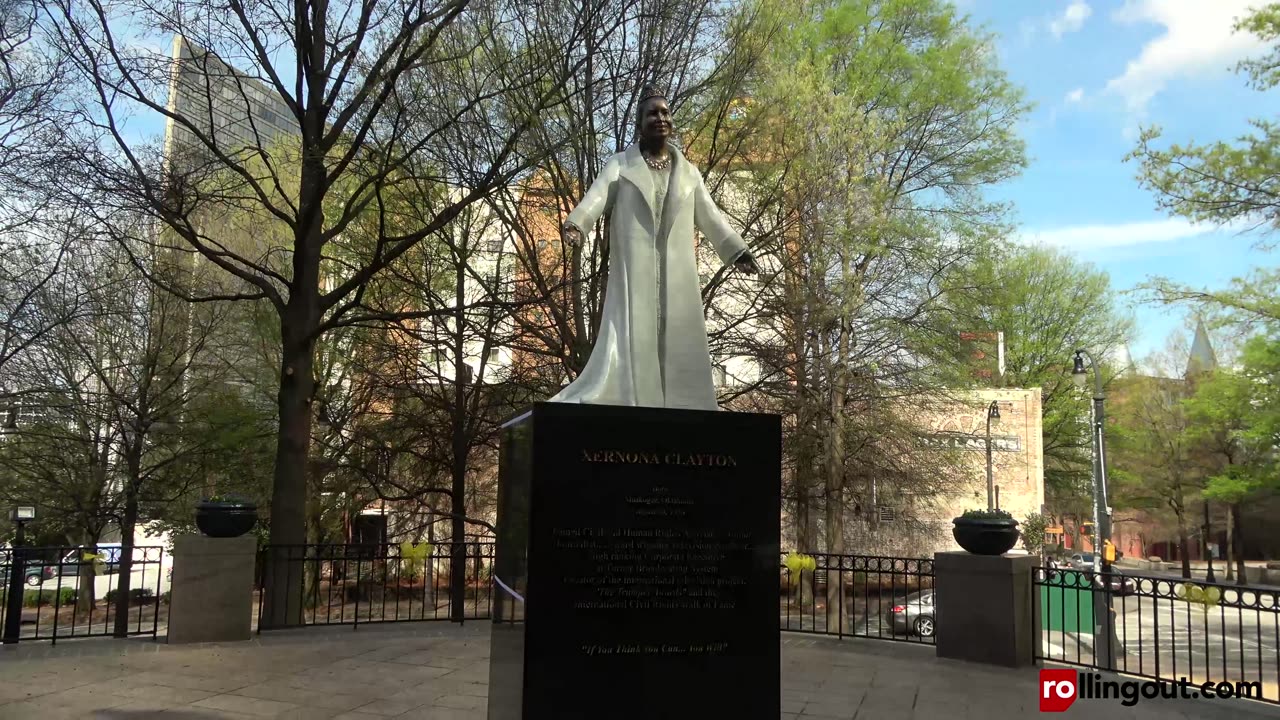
[1,624,1278,719]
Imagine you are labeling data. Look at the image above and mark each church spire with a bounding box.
[1186,318,1218,378]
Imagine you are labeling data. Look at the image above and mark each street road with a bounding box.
[1040,585,1280,702]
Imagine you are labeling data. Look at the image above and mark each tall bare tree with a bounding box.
[0,0,74,413]
[40,0,608,623]
[1,225,232,618]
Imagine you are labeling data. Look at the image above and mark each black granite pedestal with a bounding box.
[933,551,1040,667]
[487,402,781,720]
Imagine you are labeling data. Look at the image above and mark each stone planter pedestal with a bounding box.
[933,551,1039,668]
[168,534,257,644]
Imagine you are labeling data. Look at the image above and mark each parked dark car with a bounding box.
[0,561,54,587]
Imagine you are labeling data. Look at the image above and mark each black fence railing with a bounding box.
[257,542,495,630]
[0,545,167,644]
[779,553,935,645]
[1034,566,1279,704]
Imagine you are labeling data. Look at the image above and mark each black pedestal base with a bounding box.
[487,402,781,720]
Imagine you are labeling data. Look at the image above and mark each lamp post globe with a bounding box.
[1072,352,1088,388]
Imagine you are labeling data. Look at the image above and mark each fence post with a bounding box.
[1152,590,1160,679]
[837,561,844,640]
[353,553,361,631]
[2,545,26,644]
[152,548,164,639]
[256,548,266,633]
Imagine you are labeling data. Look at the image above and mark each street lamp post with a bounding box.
[3,505,36,644]
[1073,349,1117,669]
[1203,500,1217,583]
[985,400,1001,511]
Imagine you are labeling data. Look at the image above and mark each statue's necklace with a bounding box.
[643,152,671,170]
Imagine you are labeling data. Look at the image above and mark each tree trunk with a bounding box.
[822,435,845,634]
[262,85,328,627]
[791,354,816,608]
[112,465,140,638]
[1175,513,1192,579]
[448,412,468,621]
[823,289,849,633]
[263,292,319,628]
[1232,503,1247,585]
[75,535,98,614]
[449,264,469,622]
[789,256,816,609]
[795,476,811,552]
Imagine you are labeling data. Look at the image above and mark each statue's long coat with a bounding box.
[553,143,748,411]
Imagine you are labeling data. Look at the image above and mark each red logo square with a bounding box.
[1040,669,1077,712]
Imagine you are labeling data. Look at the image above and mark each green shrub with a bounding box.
[1021,512,1049,554]
[959,508,1014,520]
[104,587,155,604]
[22,588,77,607]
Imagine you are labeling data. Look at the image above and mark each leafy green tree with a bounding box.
[1129,4,1280,329]
[1108,373,1203,579]
[1185,335,1280,583]
[721,0,1026,631]
[950,244,1132,515]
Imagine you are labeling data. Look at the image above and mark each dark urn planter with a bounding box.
[952,516,1020,556]
[195,498,258,538]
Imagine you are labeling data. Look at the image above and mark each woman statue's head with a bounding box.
[636,85,672,145]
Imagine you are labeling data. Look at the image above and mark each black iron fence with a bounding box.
[256,542,495,630]
[0,545,167,644]
[779,553,935,645]
[1034,566,1279,704]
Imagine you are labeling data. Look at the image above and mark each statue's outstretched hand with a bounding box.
[561,222,583,247]
[734,250,760,275]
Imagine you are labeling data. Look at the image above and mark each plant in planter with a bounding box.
[195,494,258,538]
[952,508,1020,555]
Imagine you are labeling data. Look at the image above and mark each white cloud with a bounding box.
[1017,218,1225,251]
[1106,1,1267,113]
[1065,87,1085,103]
[1050,1,1093,38]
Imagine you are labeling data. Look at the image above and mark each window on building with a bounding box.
[878,506,896,523]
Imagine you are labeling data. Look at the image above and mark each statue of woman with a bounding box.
[554,86,759,411]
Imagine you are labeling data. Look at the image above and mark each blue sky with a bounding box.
[957,0,1279,362]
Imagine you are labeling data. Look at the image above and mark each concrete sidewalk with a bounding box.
[0,624,1278,719]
